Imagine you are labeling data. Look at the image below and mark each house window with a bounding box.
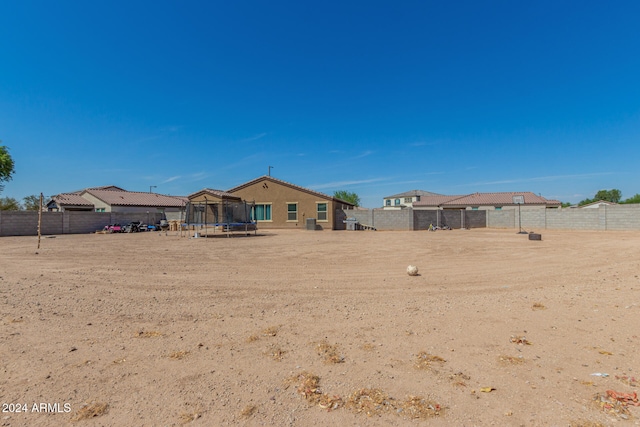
[495,206,502,210]
[471,207,479,210]
[287,203,298,221]
[395,199,400,206]
[404,197,412,203]
[252,204,272,221]
[95,208,105,212]
[317,203,328,221]
[385,200,391,206]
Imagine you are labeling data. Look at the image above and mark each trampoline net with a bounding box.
[183,200,256,225]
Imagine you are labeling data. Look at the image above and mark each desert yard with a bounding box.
[1,228,640,426]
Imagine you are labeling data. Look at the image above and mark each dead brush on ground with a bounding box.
[264,344,286,361]
[510,335,532,345]
[136,330,163,338]
[415,352,446,370]
[288,371,344,411]
[569,421,605,427]
[449,371,471,387]
[168,350,190,360]
[498,355,525,365]
[532,302,546,310]
[346,389,442,419]
[316,340,345,364]
[71,402,109,421]
[240,405,257,418]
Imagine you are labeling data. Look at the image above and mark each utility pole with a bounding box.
[268,166,274,176]
[149,185,157,193]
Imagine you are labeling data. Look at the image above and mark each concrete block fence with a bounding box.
[0,211,166,236]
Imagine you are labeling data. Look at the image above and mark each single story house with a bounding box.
[413,192,562,210]
[227,175,355,229]
[382,190,443,209]
[47,186,188,215]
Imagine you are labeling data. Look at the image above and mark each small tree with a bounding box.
[23,195,41,211]
[622,194,640,204]
[333,190,361,207]
[578,189,622,206]
[0,197,21,210]
[0,143,15,194]
[594,189,622,203]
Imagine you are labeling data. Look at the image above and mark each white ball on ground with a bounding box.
[407,265,419,276]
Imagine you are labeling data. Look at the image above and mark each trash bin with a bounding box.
[344,217,359,231]
[306,218,317,231]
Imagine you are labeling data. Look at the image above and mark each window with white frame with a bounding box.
[287,203,298,221]
[385,199,391,206]
[404,197,412,203]
[317,202,328,221]
[395,199,400,206]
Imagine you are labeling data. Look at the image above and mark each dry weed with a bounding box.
[178,404,203,424]
[346,388,395,417]
[399,395,442,419]
[532,302,546,310]
[415,352,445,370]
[246,334,260,343]
[509,335,532,345]
[362,343,376,351]
[240,405,257,418]
[136,330,163,338]
[289,371,344,411]
[316,341,345,364]
[346,389,442,419]
[179,412,201,424]
[569,421,605,427]
[112,358,126,364]
[498,355,525,364]
[264,345,286,361]
[449,371,471,387]
[71,402,109,421]
[169,350,190,360]
[262,326,279,337]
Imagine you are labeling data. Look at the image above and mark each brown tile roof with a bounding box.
[51,193,94,206]
[413,195,466,206]
[227,175,356,206]
[385,190,443,198]
[414,192,561,207]
[83,189,188,207]
[187,188,241,200]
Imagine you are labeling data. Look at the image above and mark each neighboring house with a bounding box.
[578,200,618,209]
[47,186,187,215]
[382,190,442,209]
[413,192,562,210]
[227,175,355,229]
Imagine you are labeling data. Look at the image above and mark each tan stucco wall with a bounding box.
[229,179,337,229]
[80,192,110,212]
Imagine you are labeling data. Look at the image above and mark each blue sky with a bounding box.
[1,1,639,207]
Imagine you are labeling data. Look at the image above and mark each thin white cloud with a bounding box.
[353,150,374,159]
[161,176,181,184]
[241,132,267,142]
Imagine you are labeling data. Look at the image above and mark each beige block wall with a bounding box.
[229,179,335,229]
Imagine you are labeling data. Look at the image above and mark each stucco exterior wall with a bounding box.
[229,178,340,229]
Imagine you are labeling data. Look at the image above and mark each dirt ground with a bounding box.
[1,228,640,426]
